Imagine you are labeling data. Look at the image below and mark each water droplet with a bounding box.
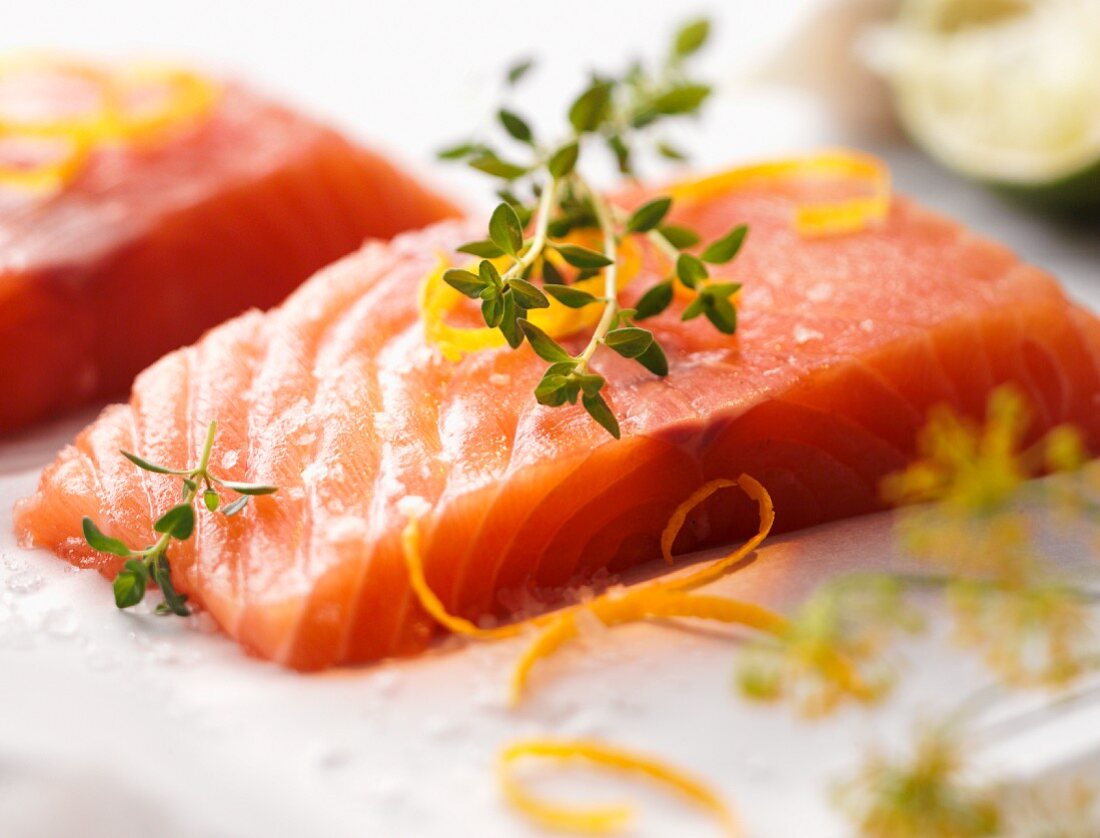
[42,607,78,639]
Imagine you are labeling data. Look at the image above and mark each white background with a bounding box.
[3,2,1100,836]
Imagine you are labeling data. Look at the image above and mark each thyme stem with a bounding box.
[575,176,619,372]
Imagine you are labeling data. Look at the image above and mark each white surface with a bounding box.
[3,2,1100,837]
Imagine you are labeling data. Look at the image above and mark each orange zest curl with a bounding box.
[670,150,892,238]
[0,55,220,194]
[498,737,741,836]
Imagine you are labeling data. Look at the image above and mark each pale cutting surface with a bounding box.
[3,2,1100,836]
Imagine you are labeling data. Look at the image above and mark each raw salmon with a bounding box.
[0,63,457,433]
[15,158,1100,669]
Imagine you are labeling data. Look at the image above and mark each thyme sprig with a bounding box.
[81,421,277,616]
[437,17,748,437]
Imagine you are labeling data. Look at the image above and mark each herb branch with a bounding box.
[81,421,277,616]
[437,17,748,437]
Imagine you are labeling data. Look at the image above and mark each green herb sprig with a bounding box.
[81,421,276,616]
[437,18,748,438]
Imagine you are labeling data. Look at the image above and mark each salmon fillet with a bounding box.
[0,76,457,433]
[15,162,1100,669]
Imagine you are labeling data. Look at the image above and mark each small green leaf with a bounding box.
[606,134,632,175]
[568,81,612,133]
[489,203,524,257]
[576,373,605,397]
[656,141,687,162]
[706,281,742,298]
[634,280,674,320]
[113,568,146,609]
[222,496,249,517]
[443,268,487,298]
[457,240,504,258]
[703,294,738,334]
[556,244,613,269]
[681,296,706,321]
[220,481,278,496]
[673,18,710,58]
[437,142,482,161]
[82,518,132,557]
[542,258,566,286]
[582,391,621,439]
[658,225,701,249]
[481,290,504,328]
[676,253,708,288]
[499,291,524,348]
[519,320,573,363]
[534,370,573,406]
[635,340,669,376]
[469,153,528,180]
[152,554,190,617]
[653,84,711,116]
[120,450,179,475]
[497,109,533,144]
[506,58,534,85]
[604,327,654,359]
[700,224,748,264]
[544,284,600,308]
[154,504,195,541]
[508,278,550,310]
[548,142,579,178]
[479,259,504,289]
[203,489,219,512]
[626,197,672,233]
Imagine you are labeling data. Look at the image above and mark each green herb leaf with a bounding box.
[481,288,504,328]
[634,280,674,320]
[656,141,687,161]
[607,134,632,175]
[222,496,249,517]
[706,281,742,298]
[635,340,669,376]
[577,373,605,397]
[443,268,486,298]
[499,291,524,348]
[113,566,147,609]
[544,284,600,308]
[479,259,504,289]
[626,197,672,233]
[82,517,132,557]
[556,244,613,269]
[548,142,579,178]
[498,109,534,144]
[542,258,566,285]
[154,504,195,541]
[203,489,219,512]
[457,240,505,258]
[653,83,711,116]
[120,450,179,475]
[582,391,621,439]
[676,253,708,289]
[681,296,705,321]
[702,294,738,334]
[658,225,701,249]
[489,202,525,257]
[673,18,710,58]
[469,152,528,180]
[519,320,573,363]
[568,81,612,133]
[220,481,278,496]
[506,58,534,85]
[604,327,654,358]
[534,363,578,406]
[437,142,483,161]
[152,554,190,617]
[508,278,550,310]
[700,224,748,264]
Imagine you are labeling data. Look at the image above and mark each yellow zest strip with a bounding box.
[669,151,891,238]
[419,237,641,362]
[499,738,741,836]
[0,56,220,193]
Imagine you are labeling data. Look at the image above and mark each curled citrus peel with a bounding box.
[0,56,219,193]
[669,151,891,238]
[419,236,641,362]
[400,473,783,705]
[498,738,740,836]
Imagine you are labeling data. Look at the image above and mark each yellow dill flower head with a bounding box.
[735,575,922,718]
[836,726,1001,838]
